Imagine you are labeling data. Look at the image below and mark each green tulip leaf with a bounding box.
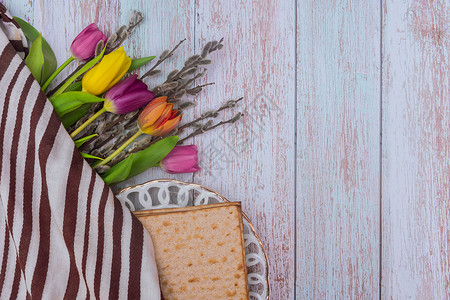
[102,136,179,185]
[25,34,45,84]
[61,104,91,129]
[129,56,156,73]
[126,136,179,178]
[101,155,134,185]
[15,17,57,86]
[13,17,42,42]
[49,91,103,117]
[64,81,83,92]
[74,134,98,148]
[80,152,104,160]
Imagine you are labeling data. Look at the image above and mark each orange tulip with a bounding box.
[138,96,182,136]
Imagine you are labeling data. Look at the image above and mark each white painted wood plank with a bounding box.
[296,1,381,298]
[193,1,296,299]
[382,0,449,298]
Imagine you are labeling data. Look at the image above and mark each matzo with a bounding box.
[135,202,249,300]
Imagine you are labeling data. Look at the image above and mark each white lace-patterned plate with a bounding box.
[116,179,270,300]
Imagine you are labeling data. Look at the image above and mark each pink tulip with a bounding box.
[70,23,107,60]
[161,145,200,174]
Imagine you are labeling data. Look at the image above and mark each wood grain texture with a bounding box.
[3,0,450,298]
[381,0,449,298]
[296,1,381,298]
[193,1,296,299]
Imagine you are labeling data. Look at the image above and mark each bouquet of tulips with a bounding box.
[14,11,242,185]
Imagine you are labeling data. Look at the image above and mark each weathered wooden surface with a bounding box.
[296,0,381,298]
[3,0,449,298]
[193,1,296,299]
[381,0,449,299]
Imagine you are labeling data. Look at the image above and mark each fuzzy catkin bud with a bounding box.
[180,67,197,77]
[157,82,179,92]
[202,120,214,131]
[201,42,212,58]
[95,40,104,57]
[179,101,196,109]
[187,87,202,95]
[160,49,170,59]
[107,33,118,45]
[231,113,243,123]
[94,165,111,174]
[225,100,237,108]
[116,25,127,37]
[184,55,201,66]
[167,69,179,80]
[201,110,215,118]
[109,151,127,165]
[197,59,212,65]
[173,89,186,99]
[124,110,139,120]
[196,71,206,78]
[145,69,162,77]
[119,30,129,40]
[210,40,218,49]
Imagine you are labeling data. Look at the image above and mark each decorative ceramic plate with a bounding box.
[116,179,270,300]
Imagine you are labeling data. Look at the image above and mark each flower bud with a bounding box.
[82,47,132,95]
[70,23,107,61]
[103,75,154,114]
[161,145,200,174]
[137,96,182,136]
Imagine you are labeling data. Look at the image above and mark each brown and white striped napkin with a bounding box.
[0,4,160,299]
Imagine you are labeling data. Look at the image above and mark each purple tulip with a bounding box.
[161,145,201,174]
[70,23,107,60]
[103,75,155,114]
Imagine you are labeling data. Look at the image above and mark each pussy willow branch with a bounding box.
[177,97,243,132]
[103,97,243,166]
[178,112,243,144]
[80,39,222,151]
[140,38,186,79]
[151,38,224,102]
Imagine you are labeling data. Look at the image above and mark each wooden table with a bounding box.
[5,0,448,298]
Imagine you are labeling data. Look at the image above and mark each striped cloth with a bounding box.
[0,4,28,59]
[0,5,160,299]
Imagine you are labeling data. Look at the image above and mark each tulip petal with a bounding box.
[159,113,182,135]
[111,90,154,114]
[71,23,106,61]
[138,102,167,130]
[152,96,168,104]
[153,104,173,128]
[105,53,132,91]
[160,145,200,174]
[105,75,138,100]
[82,47,131,95]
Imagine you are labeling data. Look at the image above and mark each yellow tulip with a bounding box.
[82,47,132,95]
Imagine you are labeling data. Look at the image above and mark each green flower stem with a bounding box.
[70,107,106,138]
[52,47,106,97]
[93,130,143,167]
[42,56,75,92]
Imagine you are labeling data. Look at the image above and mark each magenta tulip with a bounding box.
[103,75,155,114]
[70,23,107,60]
[161,145,201,174]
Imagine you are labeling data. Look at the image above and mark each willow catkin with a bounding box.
[95,40,104,56]
[184,54,201,66]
